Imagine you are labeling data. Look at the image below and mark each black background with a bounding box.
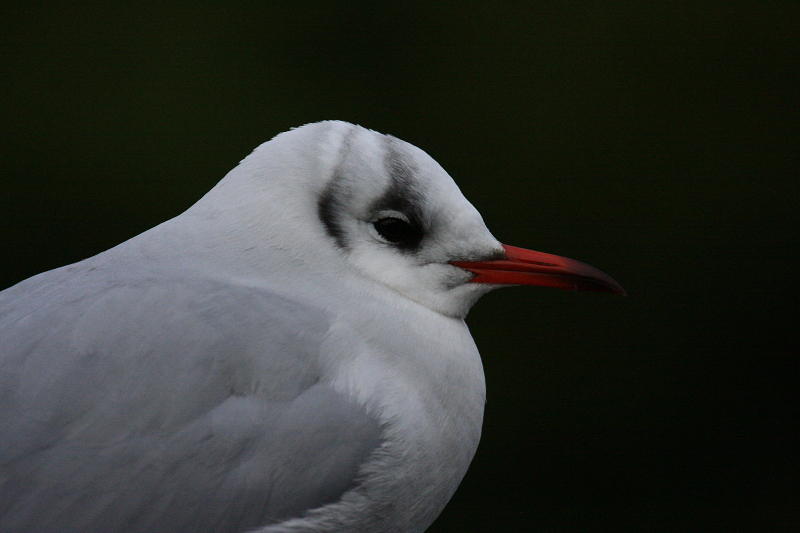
[2,2,797,531]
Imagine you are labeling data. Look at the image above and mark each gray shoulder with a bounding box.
[1,267,332,426]
[0,266,382,532]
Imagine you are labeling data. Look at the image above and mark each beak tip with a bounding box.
[577,277,627,296]
[610,278,627,297]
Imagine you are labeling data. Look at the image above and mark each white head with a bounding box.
[188,121,624,319]
[314,122,510,318]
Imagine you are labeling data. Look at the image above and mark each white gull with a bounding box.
[0,121,624,532]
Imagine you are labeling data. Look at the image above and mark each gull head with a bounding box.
[190,121,624,319]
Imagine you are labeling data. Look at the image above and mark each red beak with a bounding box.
[452,244,626,296]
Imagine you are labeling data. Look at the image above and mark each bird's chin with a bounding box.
[412,282,496,319]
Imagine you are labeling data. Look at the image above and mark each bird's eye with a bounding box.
[373,217,423,249]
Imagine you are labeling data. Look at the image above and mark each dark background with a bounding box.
[1,2,797,531]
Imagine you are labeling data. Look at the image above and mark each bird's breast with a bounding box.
[323,304,486,530]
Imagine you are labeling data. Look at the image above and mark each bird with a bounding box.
[0,121,624,533]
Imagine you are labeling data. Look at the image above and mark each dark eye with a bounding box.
[373,217,423,250]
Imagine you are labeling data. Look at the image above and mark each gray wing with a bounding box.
[0,267,381,533]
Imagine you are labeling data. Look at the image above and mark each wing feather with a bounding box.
[0,266,381,533]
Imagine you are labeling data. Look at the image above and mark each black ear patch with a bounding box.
[317,132,428,254]
[369,137,427,253]
[318,179,349,250]
[317,127,357,250]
